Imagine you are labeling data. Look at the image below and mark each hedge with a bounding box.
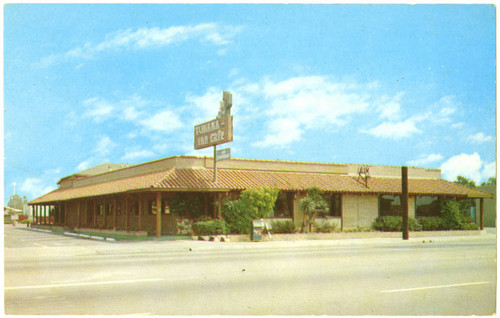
[372,216,422,232]
[191,220,227,236]
[271,220,297,234]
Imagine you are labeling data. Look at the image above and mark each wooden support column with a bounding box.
[77,200,81,228]
[156,192,162,238]
[43,205,46,225]
[125,196,129,229]
[480,198,484,230]
[138,198,142,231]
[340,194,344,232]
[93,200,96,225]
[113,197,117,230]
[102,199,108,228]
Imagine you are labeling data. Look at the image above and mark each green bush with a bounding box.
[440,199,463,230]
[192,220,227,236]
[271,220,297,234]
[460,216,475,224]
[223,187,279,234]
[314,221,337,233]
[460,223,480,230]
[169,193,204,219]
[372,216,422,232]
[417,217,445,231]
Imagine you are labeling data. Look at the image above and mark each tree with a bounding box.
[454,175,476,188]
[453,176,477,216]
[222,187,279,234]
[481,177,496,187]
[299,187,329,233]
[7,194,27,210]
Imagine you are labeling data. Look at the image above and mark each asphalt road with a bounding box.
[4,225,497,315]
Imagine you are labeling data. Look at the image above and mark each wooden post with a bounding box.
[138,198,142,231]
[340,194,344,232]
[125,196,129,230]
[93,200,96,226]
[402,166,409,240]
[113,197,117,230]
[156,192,162,238]
[480,198,484,230]
[77,200,81,228]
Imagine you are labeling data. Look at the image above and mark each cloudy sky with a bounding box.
[3,4,496,202]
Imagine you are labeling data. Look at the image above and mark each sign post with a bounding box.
[402,166,409,240]
[193,91,233,182]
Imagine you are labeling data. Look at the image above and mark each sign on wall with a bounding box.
[194,115,233,150]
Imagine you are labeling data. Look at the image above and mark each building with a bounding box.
[477,184,496,227]
[29,156,493,237]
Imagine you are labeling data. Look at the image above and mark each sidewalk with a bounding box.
[4,229,496,261]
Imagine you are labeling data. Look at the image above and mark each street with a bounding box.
[4,225,497,315]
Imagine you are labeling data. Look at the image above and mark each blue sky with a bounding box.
[3,4,496,203]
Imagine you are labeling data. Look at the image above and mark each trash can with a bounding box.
[251,219,264,241]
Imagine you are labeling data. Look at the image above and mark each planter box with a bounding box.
[75,228,149,237]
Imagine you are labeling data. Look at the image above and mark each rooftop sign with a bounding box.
[194,115,233,150]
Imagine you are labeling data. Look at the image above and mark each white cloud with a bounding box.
[362,118,422,140]
[482,161,496,179]
[430,95,458,124]
[185,87,222,123]
[452,122,464,129]
[249,76,370,147]
[20,177,56,200]
[375,92,404,120]
[407,153,444,166]
[38,23,243,66]
[139,110,183,132]
[252,118,303,148]
[94,136,116,156]
[83,98,114,122]
[468,132,493,144]
[121,149,155,162]
[76,160,92,171]
[440,152,495,183]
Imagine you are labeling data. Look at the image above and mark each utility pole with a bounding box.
[402,166,409,240]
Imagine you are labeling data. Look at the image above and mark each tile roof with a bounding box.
[29,167,493,204]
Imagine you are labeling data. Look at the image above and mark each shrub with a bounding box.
[440,199,463,230]
[460,223,480,230]
[271,220,297,234]
[417,217,445,231]
[169,193,204,219]
[192,220,227,236]
[223,187,279,234]
[460,216,475,224]
[314,220,337,233]
[372,216,421,232]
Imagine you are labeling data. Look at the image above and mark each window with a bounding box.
[149,200,159,215]
[415,196,441,217]
[329,193,341,217]
[163,200,170,214]
[98,204,103,216]
[272,192,293,218]
[379,195,401,217]
[106,203,113,216]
